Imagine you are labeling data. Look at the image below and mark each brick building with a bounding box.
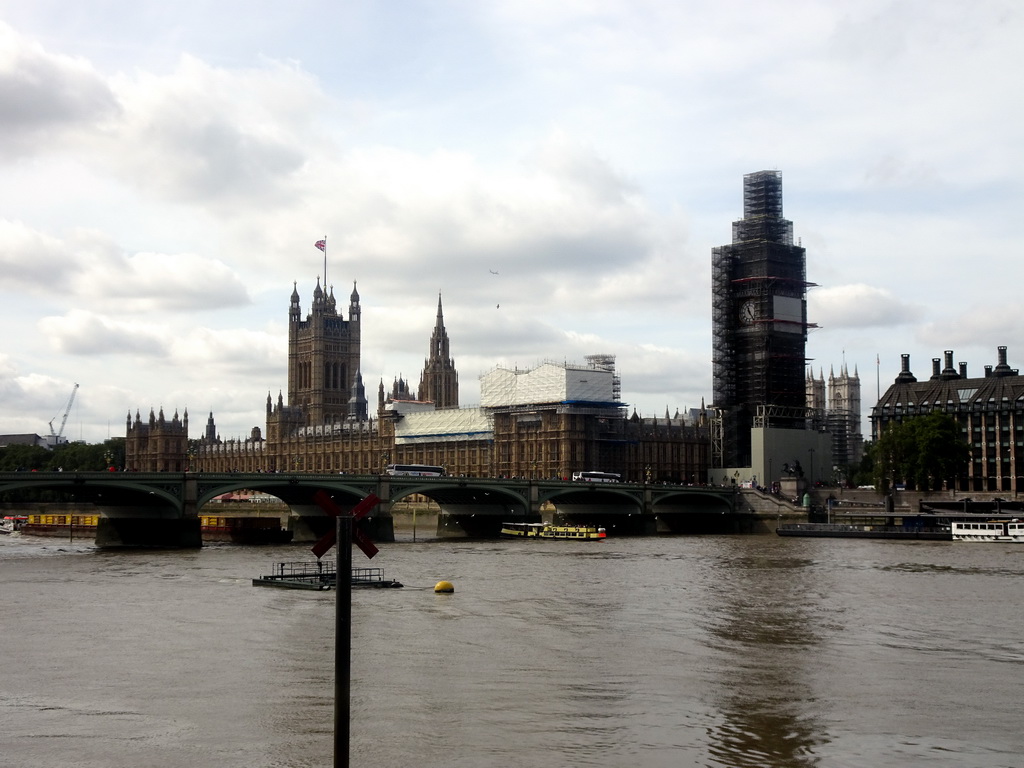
[126,277,710,482]
[125,407,189,472]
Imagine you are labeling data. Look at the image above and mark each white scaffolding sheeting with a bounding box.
[480,362,615,407]
[394,407,493,445]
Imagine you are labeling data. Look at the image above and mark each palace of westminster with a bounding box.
[125,171,1024,493]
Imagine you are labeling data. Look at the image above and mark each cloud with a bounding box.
[0,22,119,159]
[82,251,251,312]
[39,310,169,356]
[809,284,921,330]
[918,305,1024,352]
[99,55,320,206]
[170,326,285,379]
[0,219,81,291]
[0,221,250,311]
[0,356,88,436]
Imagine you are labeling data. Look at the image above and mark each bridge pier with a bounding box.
[96,515,202,548]
[289,504,395,544]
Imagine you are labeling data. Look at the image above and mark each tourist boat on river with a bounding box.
[951,519,1024,542]
[500,522,606,540]
[1,516,26,534]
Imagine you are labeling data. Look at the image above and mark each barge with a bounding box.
[200,515,292,544]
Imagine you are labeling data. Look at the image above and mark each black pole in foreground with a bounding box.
[335,513,352,768]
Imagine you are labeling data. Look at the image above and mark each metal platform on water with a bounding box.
[252,561,403,590]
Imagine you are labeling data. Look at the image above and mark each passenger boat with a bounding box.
[500,522,606,540]
[951,519,1024,542]
[1,516,26,534]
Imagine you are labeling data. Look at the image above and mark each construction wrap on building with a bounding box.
[480,363,616,408]
[393,407,492,445]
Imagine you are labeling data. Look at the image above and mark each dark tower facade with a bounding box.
[712,171,809,467]
[417,293,460,409]
[288,279,362,426]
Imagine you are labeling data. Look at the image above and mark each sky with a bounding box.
[1,0,1022,445]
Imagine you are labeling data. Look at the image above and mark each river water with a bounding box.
[2,529,1022,768]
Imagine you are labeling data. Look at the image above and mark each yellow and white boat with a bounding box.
[500,522,606,540]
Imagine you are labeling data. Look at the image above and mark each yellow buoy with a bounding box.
[434,580,454,593]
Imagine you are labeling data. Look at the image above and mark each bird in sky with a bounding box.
[489,269,499,275]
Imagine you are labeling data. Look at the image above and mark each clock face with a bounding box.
[739,300,758,325]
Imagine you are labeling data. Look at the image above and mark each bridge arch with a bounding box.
[0,472,184,509]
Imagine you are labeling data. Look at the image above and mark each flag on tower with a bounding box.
[315,239,326,252]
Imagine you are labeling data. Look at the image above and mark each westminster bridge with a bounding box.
[0,471,740,548]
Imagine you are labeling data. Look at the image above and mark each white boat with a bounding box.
[951,519,1024,542]
[1,516,25,535]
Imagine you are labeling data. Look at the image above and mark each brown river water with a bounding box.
[2,529,1022,768]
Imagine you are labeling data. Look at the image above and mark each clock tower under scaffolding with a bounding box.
[711,171,814,468]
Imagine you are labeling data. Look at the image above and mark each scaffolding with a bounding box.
[480,361,617,408]
[584,354,621,401]
[711,171,814,467]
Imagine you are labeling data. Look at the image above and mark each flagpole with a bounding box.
[323,235,328,290]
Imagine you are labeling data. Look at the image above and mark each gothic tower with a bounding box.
[287,278,361,426]
[806,368,826,413]
[828,363,863,466]
[712,171,810,467]
[417,293,460,409]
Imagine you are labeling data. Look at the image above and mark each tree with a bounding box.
[0,444,50,471]
[43,438,126,471]
[874,412,969,492]
[851,440,876,487]
[912,412,970,491]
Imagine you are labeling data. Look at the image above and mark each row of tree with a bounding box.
[0,439,126,473]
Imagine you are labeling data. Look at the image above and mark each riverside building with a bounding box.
[126,277,710,482]
[871,347,1024,492]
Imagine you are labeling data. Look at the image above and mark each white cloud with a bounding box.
[809,284,921,330]
[39,310,169,356]
[0,21,119,158]
[0,222,250,311]
[96,55,321,207]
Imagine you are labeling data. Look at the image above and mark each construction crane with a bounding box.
[48,383,79,445]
